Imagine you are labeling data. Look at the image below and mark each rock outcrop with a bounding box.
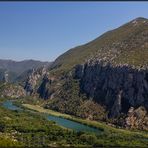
[24,67,47,95]
[37,75,55,99]
[0,84,26,98]
[74,59,148,119]
[125,106,148,130]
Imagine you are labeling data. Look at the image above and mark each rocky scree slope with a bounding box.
[29,17,148,129]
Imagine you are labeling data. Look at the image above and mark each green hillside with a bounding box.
[51,17,148,73]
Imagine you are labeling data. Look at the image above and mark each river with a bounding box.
[2,100,101,134]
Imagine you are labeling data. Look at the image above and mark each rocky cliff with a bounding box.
[0,83,26,98]
[24,67,47,95]
[74,59,148,118]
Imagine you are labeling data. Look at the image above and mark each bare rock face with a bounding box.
[24,67,47,95]
[37,75,54,99]
[24,66,56,99]
[125,106,148,130]
[110,90,122,118]
[74,59,148,118]
[37,76,49,99]
[0,84,26,98]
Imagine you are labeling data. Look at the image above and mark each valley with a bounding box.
[0,17,148,147]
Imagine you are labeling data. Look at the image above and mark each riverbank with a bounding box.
[23,104,72,118]
[22,103,148,139]
[1,99,148,147]
[22,104,104,131]
[22,104,101,133]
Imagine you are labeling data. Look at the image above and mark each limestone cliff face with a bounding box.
[24,67,47,95]
[125,106,148,130]
[0,84,26,98]
[37,75,55,99]
[36,58,148,128]
[74,59,148,118]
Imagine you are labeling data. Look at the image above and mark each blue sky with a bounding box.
[0,2,148,62]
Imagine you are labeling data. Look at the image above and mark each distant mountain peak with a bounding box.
[134,17,147,21]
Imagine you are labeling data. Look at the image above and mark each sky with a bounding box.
[0,2,148,62]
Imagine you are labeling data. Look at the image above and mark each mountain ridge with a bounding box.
[51,17,148,73]
[0,59,52,82]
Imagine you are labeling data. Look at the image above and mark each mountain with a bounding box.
[0,59,50,74]
[31,17,148,130]
[0,59,52,82]
[4,17,148,130]
[51,17,148,72]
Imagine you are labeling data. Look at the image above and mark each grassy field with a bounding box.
[23,104,72,118]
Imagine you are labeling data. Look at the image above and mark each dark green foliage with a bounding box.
[46,77,84,115]
[45,76,107,120]
[0,136,22,147]
[0,121,5,132]
[80,133,98,145]
[0,99,102,147]
[0,98,148,147]
[76,100,107,120]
